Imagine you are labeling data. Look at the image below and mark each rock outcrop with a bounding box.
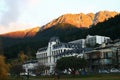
[42,11,118,29]
[0,27,40,38]
[0,11,119,38]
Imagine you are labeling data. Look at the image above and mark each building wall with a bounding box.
[86,35,110,47]
[84,45,120,73]
[69,39,85,48]
[23,60,38,73]
[36,37,84,74]
[36,35,111,74]
[36,50,47,65]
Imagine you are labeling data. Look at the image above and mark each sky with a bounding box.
[0,0,119,34]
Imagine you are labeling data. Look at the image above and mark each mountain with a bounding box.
[0,10,120,59]
[42,11,118,29]
[0,11,119,38]
[0,27,40,38]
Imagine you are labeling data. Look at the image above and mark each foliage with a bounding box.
[10,60,24,77]
[89,14,120,40]
[0,55,9,80]
[32,63,50,75]
[10,51,27,77]
[56,56,88,73]
[9,73,120,80]
[18,51,28,63]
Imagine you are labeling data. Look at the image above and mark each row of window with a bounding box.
[38,58,48,64]
[51,48,72,56]
[86,37,109,45]
[92,59,112,65]
[87,52,113,59]
[52,49,63,55]
[53,43,80,49]
[37,53,47,58]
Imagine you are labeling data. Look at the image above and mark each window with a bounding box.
[52,51,54,55]
[104,52,108,58]
[50,56,51,62]
[64,49,66,52]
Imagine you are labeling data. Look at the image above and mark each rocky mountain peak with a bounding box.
[0,11,119,38]
[94,11,118,25]
[42,11,119,30]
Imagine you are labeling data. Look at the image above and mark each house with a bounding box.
[22,60,38,74]
[84,42,120,73]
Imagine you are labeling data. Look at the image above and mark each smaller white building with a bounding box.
[85,35,110,47]
[22,60,38,73]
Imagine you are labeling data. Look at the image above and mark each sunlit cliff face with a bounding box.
[0,27,40,38]
[94,11,118,25]
[0,11,119,38]
[43,11,118,29]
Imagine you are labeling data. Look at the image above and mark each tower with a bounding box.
[47,37,60,73]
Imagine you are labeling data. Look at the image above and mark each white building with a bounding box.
[36,37,83,75]
[36,35,110,74]
[36,47,47,65]
[22,60,38,74]
[85,35,110,47]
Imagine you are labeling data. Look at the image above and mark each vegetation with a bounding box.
[32,63,50,75]
[10,62,24,77]
[18,51,28,63]
[56,56,88,74]
[89,14,120,40]
[10,73,120,80]
[0,55,9,80]
[9,51,28,78]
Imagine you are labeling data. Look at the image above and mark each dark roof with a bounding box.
[24,60,38,64]
[53,42,82,49]
[54,48,83,57]
[38,47,47,52]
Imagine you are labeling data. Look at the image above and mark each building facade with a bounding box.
[22,60,38,74]
[85,35,110,47]
[69,39,86,48]
[84,42,120,73]
[36,35,111,74]
[36,37,84,74]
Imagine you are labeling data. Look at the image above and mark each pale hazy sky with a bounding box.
[0,0,119,34]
